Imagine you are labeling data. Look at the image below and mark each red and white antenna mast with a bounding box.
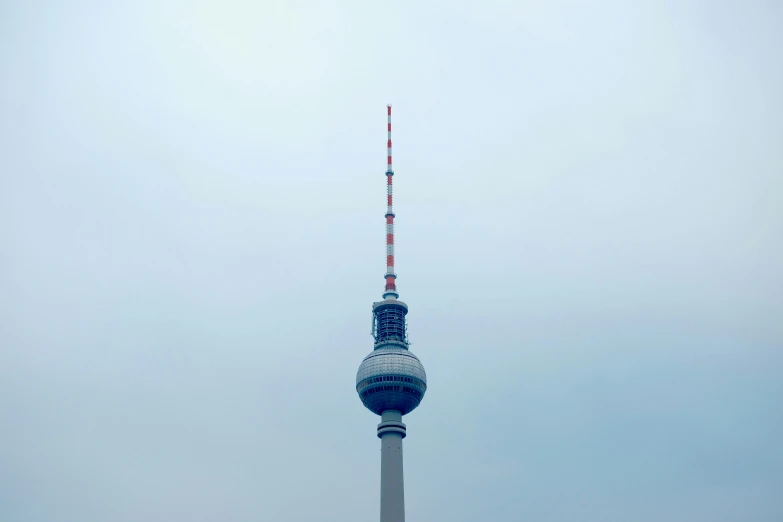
[383,104,399,299]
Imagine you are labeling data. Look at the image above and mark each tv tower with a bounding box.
[356,105,427,522]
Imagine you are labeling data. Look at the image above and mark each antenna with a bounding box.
[383,104,398,299]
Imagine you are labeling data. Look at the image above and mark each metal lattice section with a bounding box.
[375,306,406,344]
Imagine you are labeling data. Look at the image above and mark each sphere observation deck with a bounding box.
[356,345,427,415]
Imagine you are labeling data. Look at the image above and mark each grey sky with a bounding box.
[1,1,781,521]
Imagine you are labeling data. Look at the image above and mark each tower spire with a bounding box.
[384,104,398,299]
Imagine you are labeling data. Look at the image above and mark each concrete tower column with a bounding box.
[377,410,406,522]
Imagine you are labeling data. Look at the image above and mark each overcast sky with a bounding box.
[1,1,782,521]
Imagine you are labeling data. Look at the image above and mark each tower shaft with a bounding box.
[378,410,406,522]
